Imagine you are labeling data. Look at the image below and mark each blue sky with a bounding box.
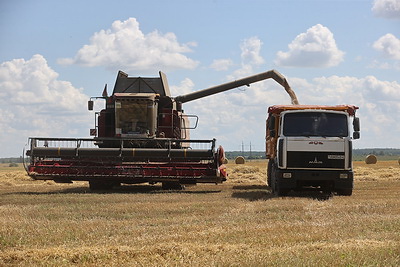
[0,0,399,157]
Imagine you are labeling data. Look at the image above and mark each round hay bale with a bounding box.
[365,154,377,164]
[223,158,228,164]
[398,157,400,165]
[235,156,245,164]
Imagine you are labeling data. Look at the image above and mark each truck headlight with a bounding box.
[283,173,292,178]
[339,173,348,179]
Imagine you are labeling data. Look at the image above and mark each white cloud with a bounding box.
[58,18,199,72]
[227,37,265,80]
[170,78,195,96]
[372,0,400,19]
[210,59,233,71]
[275,24,345,68]
[240,37,264,66]
[373,33,400,60]
[0,55,92,157]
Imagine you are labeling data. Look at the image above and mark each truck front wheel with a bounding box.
[270,161,289,196]
[337,188,353,196]
[267,160,273,187]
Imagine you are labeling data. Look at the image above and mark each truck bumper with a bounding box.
[275,169,353,191]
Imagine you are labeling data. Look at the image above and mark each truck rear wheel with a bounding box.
[337,188,353,196]
[273,178,289,196]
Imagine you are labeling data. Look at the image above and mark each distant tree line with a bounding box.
[0,157,24,164]
[353,148,400,161]
[225,151,266,160]
[226,149,400,161]
[353,148,400,156]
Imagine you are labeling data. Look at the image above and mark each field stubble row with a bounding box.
[0,161,399,266]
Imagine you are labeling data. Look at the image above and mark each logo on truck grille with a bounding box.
[309,141,323,145]
[309,157,323,164]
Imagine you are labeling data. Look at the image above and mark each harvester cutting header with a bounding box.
[25,70,298,190]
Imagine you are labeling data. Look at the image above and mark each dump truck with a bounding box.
[25,69,297,190]
[266,105,360,196]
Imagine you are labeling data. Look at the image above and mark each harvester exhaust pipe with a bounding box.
[174,69,299,105]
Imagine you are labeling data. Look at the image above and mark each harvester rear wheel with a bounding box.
[162,182,185,190]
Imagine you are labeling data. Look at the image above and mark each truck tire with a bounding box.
[337,188,353,196]
[267,160,272,187]
[270,161,288,196]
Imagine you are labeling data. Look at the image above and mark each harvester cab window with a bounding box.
[115,100,154,137]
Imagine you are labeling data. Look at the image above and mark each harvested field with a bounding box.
[0,161,399,266]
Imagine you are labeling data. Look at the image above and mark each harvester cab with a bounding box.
[88,71,194,146]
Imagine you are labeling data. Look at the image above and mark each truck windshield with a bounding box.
[283,112,348,137]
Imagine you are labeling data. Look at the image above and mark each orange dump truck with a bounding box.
[266,105,360,196]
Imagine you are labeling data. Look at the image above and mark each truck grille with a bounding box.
[286,151,345,169]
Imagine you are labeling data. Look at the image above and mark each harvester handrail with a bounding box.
[28,137,216,143]
[27,137,216,152]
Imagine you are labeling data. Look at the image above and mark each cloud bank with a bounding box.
[58,18,199,72]
[372,0,400,19]
[275,24,344,68]
[210,59,234,71]
[0,55,91,156]
[2,18,400,156]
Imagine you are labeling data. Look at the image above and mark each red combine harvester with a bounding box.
[25,70,297,190]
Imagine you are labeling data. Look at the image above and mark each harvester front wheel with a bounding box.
[162,182,185,190]
[89,180,119,191]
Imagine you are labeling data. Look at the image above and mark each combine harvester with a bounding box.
[25,70,297,190]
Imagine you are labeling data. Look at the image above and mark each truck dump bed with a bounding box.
[268,105,358,115]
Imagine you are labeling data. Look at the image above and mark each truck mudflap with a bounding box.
[274,168,353,194]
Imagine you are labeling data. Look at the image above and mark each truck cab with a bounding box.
[266,105,360,196]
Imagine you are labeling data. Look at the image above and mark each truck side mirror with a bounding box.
[353,131,360,139]
[353,117,360,132]
[88,100,94,111]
